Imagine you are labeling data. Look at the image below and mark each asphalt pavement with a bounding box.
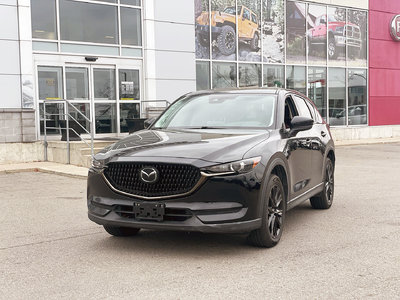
[1,143,399,299]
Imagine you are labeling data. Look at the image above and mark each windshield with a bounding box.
[328,15,338,22]
[223,6,241,15]
[153,93,276,130]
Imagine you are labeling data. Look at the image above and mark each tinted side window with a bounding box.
[293,96,312,119]
[284,96,298,129]
[304,97,323,123]
[304,98,315,120]
[243,8,250,20]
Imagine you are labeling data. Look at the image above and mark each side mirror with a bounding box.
[144,117,156,129]
[289,116,313,137]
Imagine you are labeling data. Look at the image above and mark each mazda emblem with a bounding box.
[140,167,159,183]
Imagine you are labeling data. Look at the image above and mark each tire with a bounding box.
[310,158,334,209]
[348,47,360,59]
[308,40,313,55]
[328,37,338,59]
[248,174,286,248]
[216,25,236,56]
[250,33,259,51]
[103,225,140,237]
[196,32,209,47]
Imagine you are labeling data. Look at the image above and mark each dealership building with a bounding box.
[0,0,399,162]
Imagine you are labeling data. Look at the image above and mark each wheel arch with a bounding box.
[263,154,290,204]
[327,148,336,167]
[217,21,235,29]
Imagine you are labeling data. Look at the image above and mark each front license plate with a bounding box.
[133,202,165,221]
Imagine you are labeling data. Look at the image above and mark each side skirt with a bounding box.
[286,182,324,211]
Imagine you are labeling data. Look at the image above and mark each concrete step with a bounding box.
[83,155,93,168]
[80,147,107,156]
[45,140,116,167]
[47,140,116,150]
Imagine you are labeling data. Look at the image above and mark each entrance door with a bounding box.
[37,58,142,138]
[65,64,118,136]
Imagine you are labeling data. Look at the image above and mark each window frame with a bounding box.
[31,0,143,58]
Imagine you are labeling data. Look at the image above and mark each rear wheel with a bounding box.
[250,33,259,51]
[248,174,286,248]
[103,225,140,237]
[310,158,334,209]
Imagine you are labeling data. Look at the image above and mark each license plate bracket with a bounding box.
[133,202,165,221]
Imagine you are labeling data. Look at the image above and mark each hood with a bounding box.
[96,129,270,164]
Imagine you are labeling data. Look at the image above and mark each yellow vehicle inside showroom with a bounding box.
[196,5,260,55]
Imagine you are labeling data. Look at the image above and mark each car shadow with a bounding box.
[90,201,318,256]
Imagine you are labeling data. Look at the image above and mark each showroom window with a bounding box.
[31,0,143,57]
[60,0,119,44]
[31,0,57,40]
[195,0,368,126]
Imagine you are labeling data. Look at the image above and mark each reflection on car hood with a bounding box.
[96,129,270,164]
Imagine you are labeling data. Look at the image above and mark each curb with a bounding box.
[0,168,87,179]
[335,138,400,147]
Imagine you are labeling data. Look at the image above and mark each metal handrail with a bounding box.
[42,99,94,164]
[140,100,171,119]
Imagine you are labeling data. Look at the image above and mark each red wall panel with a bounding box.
[369,10,393,41]
[369,40,400,69]
[369,69,400,97]
[369,0,400,126]
[369,97,400,125]
[370,0,400,13]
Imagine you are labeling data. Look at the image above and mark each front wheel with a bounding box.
[103,225,140,237]
[216,25,236,56]
[310,158,334,209]
[328,38,338,59]
[248,174,286,248]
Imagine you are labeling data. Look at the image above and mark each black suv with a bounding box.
[88,89,335,248]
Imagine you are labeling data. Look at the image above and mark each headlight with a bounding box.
[91,158,106,171]
[201,157,261,176]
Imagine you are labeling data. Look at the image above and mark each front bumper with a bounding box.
[87,167,263,234]
[334,35,361,49]
[196,24,223,38]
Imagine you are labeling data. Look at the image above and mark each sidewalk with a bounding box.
[1,137,399,179]
[335,137,400,146]
[0,162,88,179]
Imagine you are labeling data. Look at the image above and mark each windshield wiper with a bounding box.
[186,126,225,129]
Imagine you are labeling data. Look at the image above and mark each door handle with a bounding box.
[321,131,327,137]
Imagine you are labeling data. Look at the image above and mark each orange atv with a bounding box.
[196,5,260,55]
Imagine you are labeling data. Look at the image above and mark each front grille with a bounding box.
[345,25,361,39]
[103,162,201,198]
[114,205,192,222]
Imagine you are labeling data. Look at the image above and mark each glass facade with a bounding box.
[31,0,142,57]
[195,0,368,126]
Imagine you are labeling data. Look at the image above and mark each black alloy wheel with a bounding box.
[310,158,334,209]
[248,174,286,248]
[268,183,284,240]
